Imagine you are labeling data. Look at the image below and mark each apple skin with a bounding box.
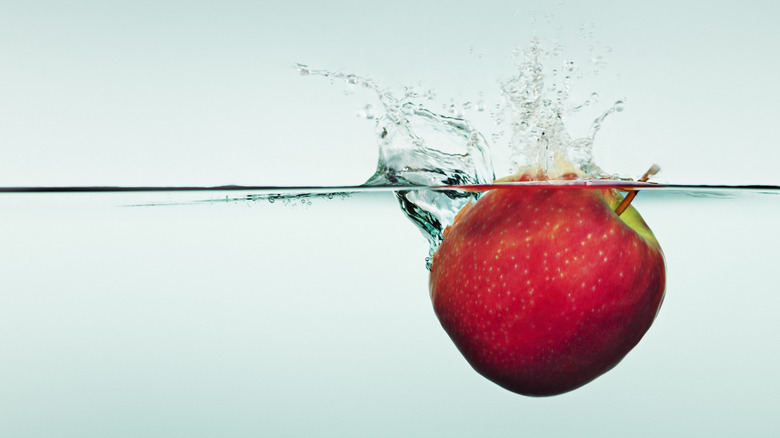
[429,176,665,397]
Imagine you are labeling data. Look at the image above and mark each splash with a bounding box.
[492,38,622,178]
[297,39,627,267]
[297,64,495,265]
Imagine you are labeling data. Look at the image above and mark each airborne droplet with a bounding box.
[296,63,311,76]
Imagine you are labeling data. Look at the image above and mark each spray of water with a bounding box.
[297,64,495,266]
[296,39,627,267]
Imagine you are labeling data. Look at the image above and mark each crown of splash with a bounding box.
[496,38,622,179]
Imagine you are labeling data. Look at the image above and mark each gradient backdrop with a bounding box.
[1,1,779,437]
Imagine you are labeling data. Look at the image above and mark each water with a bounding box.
[3,39,780,437]
[2,188,779,437]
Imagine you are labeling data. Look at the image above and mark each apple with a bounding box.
[429,170,666,396]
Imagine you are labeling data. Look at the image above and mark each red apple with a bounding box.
[429,171,666,396]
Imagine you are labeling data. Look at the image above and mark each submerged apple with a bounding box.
[429,170,666,396]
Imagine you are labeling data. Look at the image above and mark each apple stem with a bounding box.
[615,165,660,216]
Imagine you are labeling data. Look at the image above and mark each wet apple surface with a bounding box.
[429,175,666,396]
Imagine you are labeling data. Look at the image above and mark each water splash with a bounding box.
[297,64,495,265]
[492,38,623,178]
[296,39,628,267]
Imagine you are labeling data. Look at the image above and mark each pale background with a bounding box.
[1,1,779,437]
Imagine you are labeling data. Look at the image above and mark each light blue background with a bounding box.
[2,1,779,186]
[1,1,780,437]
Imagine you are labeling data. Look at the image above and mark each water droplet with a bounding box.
[590,92,599,102]
[357,104,375,119]
[614,100,625,112]
[476,100,485,112]
[296,63,311,76]
[448,103,463,117]
[345,74,358,85]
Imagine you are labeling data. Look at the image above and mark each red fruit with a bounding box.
[429,173,666,396]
